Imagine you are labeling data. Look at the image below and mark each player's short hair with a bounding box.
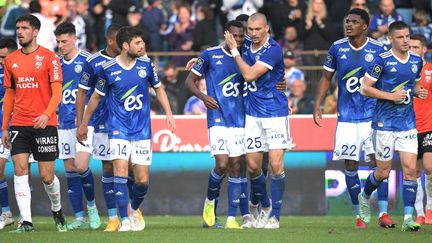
[0,38,17,51]
[225,20,244,31]
[54,22,76,36]
[16,14,41,30]
[347,8,370,26]
[411,34,427,47]
[116,26,144,49]
[388,20,408,34]
[106,23,122,39]
[235,14,249,22]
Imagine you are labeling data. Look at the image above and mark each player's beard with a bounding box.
[19,38,32,48]
[127,50,141,59]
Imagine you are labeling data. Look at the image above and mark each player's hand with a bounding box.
[33,114,50,129]
[166,114,176,133]
[313,107,322,127]
[2,130,10,149]
[224,31,237,50]
[185,58,198,71]
[417,86,428,100]
[203,95,219,110]
[276,79,287,92]
[391,88,407,103]
[76,124,88,146]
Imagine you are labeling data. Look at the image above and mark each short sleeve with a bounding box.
[365,56,384,82]
[323,44,337,72]
[148,60,161,88]
[256,45,282,70]
[191,50,210,77]
[95,69,108,96]
[3,57,13,89]
[49,53,62,83]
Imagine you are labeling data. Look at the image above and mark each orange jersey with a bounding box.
[4,46,62,126]
[414,62,432,133]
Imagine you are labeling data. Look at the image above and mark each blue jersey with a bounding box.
[242,37,287,117]
[95,56,160,140]
[324,37,385,122]
[365,50,422,131]
[0,67,5,137]
[79,50,113,132]
[58,50,91,129]
[192,46,245,128]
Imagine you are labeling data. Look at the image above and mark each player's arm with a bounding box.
[155,86,176,133]
[77,91,101,144]
[313,70,334,127]
[1,88,14,149]
[33,82,62,129]
[75,87,88,127]
[360,75,406,102]
[185,71,218,109]
[224,31,269,82]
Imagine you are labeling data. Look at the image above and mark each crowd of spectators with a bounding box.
[0,0,431,115]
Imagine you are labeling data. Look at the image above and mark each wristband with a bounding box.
[230,48,240,58]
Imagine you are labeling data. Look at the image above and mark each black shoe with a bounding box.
[10,221,34,233]
[52,209,67,232]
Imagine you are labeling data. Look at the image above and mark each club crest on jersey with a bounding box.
[411,64,418,74]
[74,64,82,73]
[138,69,147,78]
[35,55,44,62]
[35,61,42,69]
[365,53,373,62]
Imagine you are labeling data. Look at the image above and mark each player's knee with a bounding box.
[215,160,229,174]
[14,166,28,176]
[344,160,358,171]
[102,162,114,175]
[75,164,89,174]
[40,173,54,184]
[375,168,390,181]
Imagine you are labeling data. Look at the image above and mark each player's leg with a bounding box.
[238,155,253,228]
[93,132,119,231]
[110,139,131,232]
[420,131,432,224]
[75,127,101,230]
[359,130,394,225]
[0,143,13,229]
[414,156,425,224]
[127,163,135,201]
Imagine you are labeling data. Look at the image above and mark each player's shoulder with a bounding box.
[205,45,222,53]
[267,37,282,49]
[408,50,421,60]
[137,56,152,63]
[37,45,57,57]
[102,58,117,70]
[332,37,349,47]
[78,50,91,59]
[367,38,384,48]
[378,49,392,59]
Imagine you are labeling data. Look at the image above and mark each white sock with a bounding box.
[404,214,413,220]
[43,175,61,212]
[425,174,432,210]
[415,177,425,216]
[14,175,32,223]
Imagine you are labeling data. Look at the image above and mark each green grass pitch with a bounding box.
[0,216,430,242]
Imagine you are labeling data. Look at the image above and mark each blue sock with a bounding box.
[114,176,129,220]
[363,171,382,199]
[66,171,85,218]
[0,179,10,213]
[127,176,135,201]
[80,168,95,204]
[206,169,223,201]
[377,179,389,214]
[403,180,417,218]
[270,172,286,220]
[345,170,361,216]
[102,175,117,218]
[250,181,259,205]
[250,171,270,208]
[131,183,148,211]
[239,177,249,216]
[227,177,241,217]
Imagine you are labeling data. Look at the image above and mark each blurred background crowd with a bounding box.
[0,0,431,115]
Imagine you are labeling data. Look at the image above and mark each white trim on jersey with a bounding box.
[95,88,105,96]
[78,84,91,90]
[257,60,273,70]
[365,72,378,82]
[323,65,335,72]
[250,36,270,54]
[348,37,370,51]
[191,68,202,76]
[391,49,410,64]
[153,82,162,88]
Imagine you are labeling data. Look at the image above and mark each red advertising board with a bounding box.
[151,115,337,152]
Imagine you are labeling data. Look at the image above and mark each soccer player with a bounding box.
[186,20,253,229]
[359,21,428,231]
[1,14,67,232]
[75,24,121,231]
[0,38,17,230]
[313,8,395,228]
[54,22,102,230]
[77,26,175,232]
[409,34,432,225]
[224,13,290,229]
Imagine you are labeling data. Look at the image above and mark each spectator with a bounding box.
[184,78,207,115]
[142,0,165,52]
[68,0,87,50]
[106,0,134,26]
[222,0,263,21]
[39,0,68,24]
[299,0,336,66]
[262,0,307,40]
[323,85,338,114]
[369,0,403,48]
[0,0,31,39]
[351,0,370,12]
[283,50,304,97]
[76,0,96,51]
[410,10,432,48]
[288,79,314,114]
[193,4,217,51]
[326,0,351,39]
[127,4,150,47]
[279,26,304,65]
[161,0,180,36]
[161,63,189,114]
[29,0,57,51]
[90,0,109,49]
[167,4,195,67]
